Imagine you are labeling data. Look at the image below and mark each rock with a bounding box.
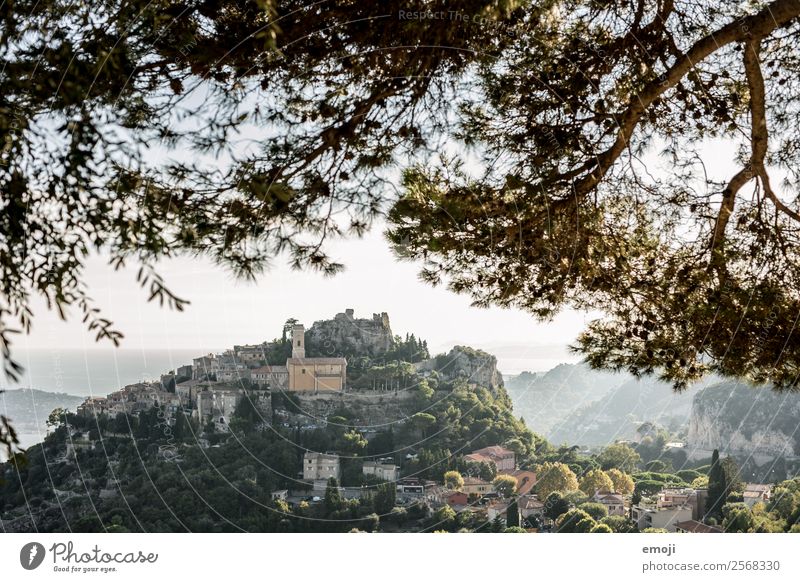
[687,381,800,463]
[417,345,503,389]
[305,309,395,358]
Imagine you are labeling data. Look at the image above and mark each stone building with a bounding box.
[303,452,341,482]
[286,324,347,392]
[362,461,399,482]
[252,365,289,390]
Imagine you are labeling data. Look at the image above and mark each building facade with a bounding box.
[303,452,341,482]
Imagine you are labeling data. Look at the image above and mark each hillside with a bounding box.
[504,363,621,435]
[0,388,83,442]
[546,376,696,446]
[688,381,800,464]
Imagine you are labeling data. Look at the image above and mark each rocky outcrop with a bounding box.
[687,381,800,463]
[276,390,417,429]
[417,345,503,389]
[305,308,395,358]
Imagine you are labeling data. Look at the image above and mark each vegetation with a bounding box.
[533,462,579,500]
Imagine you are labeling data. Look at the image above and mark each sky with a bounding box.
[18,222,593,375]
[17,135,750,375]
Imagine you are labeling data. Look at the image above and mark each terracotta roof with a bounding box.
[744,483,771,493]
[462,476,491,486]
[518,495,544,510]
[676,520,722,533]
[472,445,515,458]
[499,469,538,495]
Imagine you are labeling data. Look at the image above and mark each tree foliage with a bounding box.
[607,468,635,495]
[387,0,800,392]
[579,469,614,495]
[533,462,579,500]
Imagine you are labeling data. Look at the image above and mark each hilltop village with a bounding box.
[3,309,800,534]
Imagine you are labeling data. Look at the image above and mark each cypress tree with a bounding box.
[707,449,727,519]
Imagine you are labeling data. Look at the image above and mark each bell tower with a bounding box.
[291,324,306,358]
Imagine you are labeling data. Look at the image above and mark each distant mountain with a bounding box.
[546,376,697,446]
[504,363,622,435]
[0,388,83,441]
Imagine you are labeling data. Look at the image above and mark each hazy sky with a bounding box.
[19,222,594,374]
[18,139,747,374]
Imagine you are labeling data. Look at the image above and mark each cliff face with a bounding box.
[305,309,395,358]
[417,345,503,389]
[687,382,800,463]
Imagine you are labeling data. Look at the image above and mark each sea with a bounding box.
[1,348,207,454]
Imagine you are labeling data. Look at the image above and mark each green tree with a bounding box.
[543,491,571,521]
[607,468,635,495]
[46,408,68,430]
[324,478,345,515]
[506,499,520,528]
[444,470,464,491]
[579,469,614,495]
[601,515,637,533]
[533,462,579,500]
[374,482,396,515]
[556,509,595,533]
[591,523,613,533]
[597,443,641,473]
[493,474,518,498]
[386,0,800,393]
[707,450,727,518]
[578,502,609,521]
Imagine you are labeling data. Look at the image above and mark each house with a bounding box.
[362,461,399,482]
[743,483,772,507]
[77,397,109,417]
[234,343,268,365]
[396,477,435,495]
[461,476,494,496]
[271,489,289,502]
[676,520,723,533]
[487,500,516,522]
[593,490,626,516]
[303,452,341,482]
[464,445,516,471]
[195,386,242,430]
[176,365,194,380]
[499,469,537,495]
[660,488,703,520]
[286,325,347,392]
[631,502,692,532]
[445,491,469,509]
[518,495,545,520]
[251,365,289,389]
[192,354,220,380]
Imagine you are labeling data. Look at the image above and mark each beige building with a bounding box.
[286,324,347,392]
[464,445,516,472]
[461,476,493,496]
[362,461,399,482]
[303,452,341,482]
[632,502,692,532]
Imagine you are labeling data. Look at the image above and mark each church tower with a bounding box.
[291,324,306,358]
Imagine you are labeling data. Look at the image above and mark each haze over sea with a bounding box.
[0,348,211,397]
[0,344,578,455]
